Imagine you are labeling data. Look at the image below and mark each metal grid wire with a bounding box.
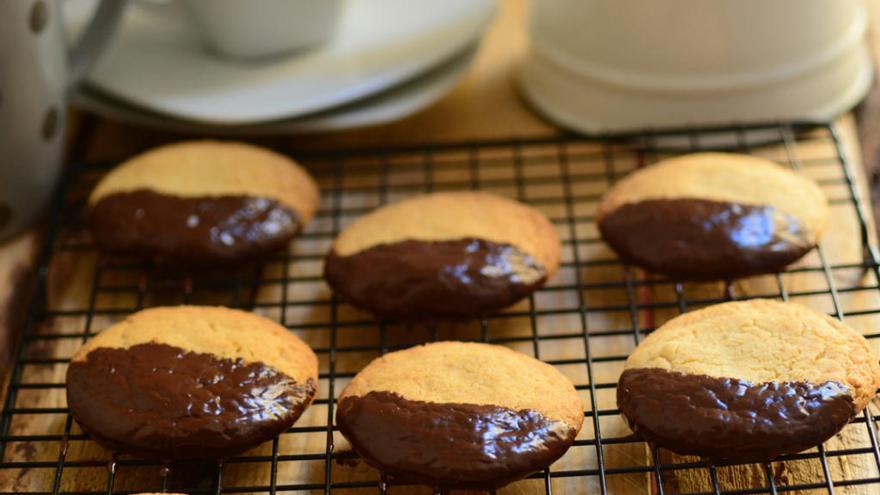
[2,122,880,494]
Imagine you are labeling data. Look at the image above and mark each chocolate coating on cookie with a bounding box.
[90,190,300,266]
[597,153,829,281]
[326,192,560,321]
[67,342,316,459]
[324,238,547,320]
[617,300,880,463]
[598,198,812,280]
[617,368,855,462]
[336,391,576,490]
[336,342,583,490]
[88,141,319,267]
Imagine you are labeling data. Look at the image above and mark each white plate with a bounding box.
[72,43,477,135]
[63,0,494,124]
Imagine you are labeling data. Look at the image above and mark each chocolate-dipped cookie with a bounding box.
[617,299,880,463]
[66,306,319,460]
[336,342,583,490]
[597,153,829,280]
[323,191,560,320]
[88,141,320,266]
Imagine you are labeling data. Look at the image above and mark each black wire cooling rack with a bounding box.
[2,121,880,495]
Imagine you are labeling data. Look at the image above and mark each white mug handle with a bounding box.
[68,0,127,86]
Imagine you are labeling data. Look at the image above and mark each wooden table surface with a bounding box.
[2,1,880,493]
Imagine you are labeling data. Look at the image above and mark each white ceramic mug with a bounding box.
[142,0,344,59]
[0,0,125,240]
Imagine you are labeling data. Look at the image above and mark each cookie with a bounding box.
[597,153,829,280]
[336,342,583,490]
[617,299,880,462]
[66,306,319,459]
[324,191,560,320]
[89,141,320,266]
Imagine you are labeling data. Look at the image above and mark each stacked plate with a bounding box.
[63,0,495,134]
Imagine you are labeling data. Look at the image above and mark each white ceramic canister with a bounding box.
[520,0,873,134]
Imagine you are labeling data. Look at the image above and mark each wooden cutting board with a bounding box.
[2,122,879,495]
